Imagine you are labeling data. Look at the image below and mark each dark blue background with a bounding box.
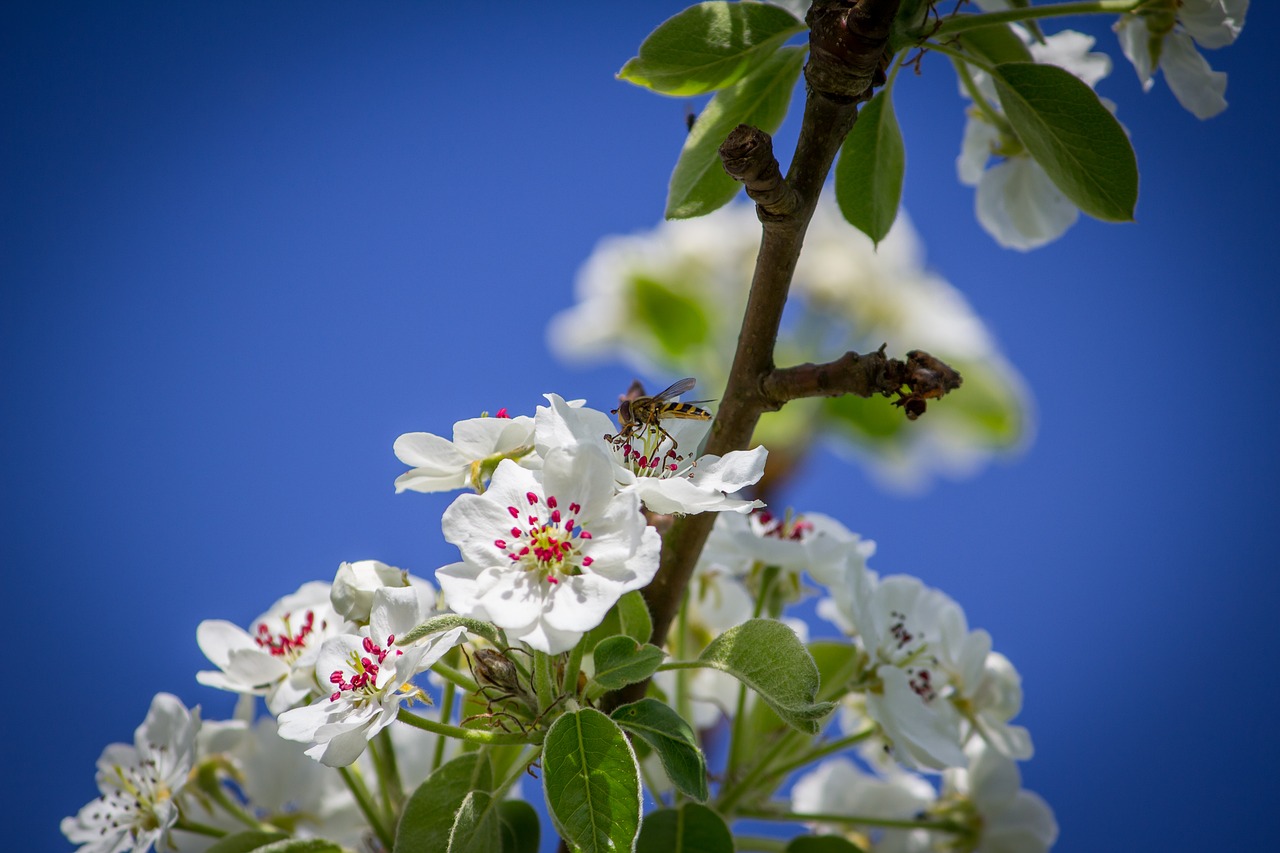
[5,3,1276,851]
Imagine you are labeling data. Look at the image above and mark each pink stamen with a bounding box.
[526,492,538,505]
[495,408,510,418]
[508,506,520,519]
[582,556,594,567]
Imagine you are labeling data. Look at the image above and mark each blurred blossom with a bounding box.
[551,200,1031,492]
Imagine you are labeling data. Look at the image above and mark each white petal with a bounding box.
[1160,31,1228,119]
[1114,16,1156,90]
[957,116,999,187]
[393,431,469,470]
[689,446,767,493]
[434,560,489,618]
[976,158,1079,251]
[196,619,255,669]
[1179,0,1247,49]
[542,445,617,522]
[451,417,515,457]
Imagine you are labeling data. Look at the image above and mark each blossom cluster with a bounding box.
[64,390,1054,853]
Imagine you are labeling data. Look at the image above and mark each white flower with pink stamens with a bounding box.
[535,393,766,516]
[436,444,661,654]
[197,581,348,715]
[277,587,465,767]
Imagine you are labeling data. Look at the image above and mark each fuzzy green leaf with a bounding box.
[611,699,709,802]
[395,754,493,853]
[543,708,642,853]
[591,636,667,691]
[498,800,540,853]
[695,618,836,733]
[203,832,290,853]
[635,803,734,853]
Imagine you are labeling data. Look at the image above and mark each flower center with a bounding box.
[493,491,594,583]
[753,510,815,541]
[328,634,401,701]
[609,428,687,478]
[885,609,941,703]
[254,610,322,662]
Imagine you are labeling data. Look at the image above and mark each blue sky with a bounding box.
[5,3,1277,851]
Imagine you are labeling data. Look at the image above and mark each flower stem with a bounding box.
[432,680,457,773]
[724,563,777,786]
[562,638,585,699]
[339,764,394,852]
[374,728,406,815]
[533,651,555,714]
[397,707,531,745]
[933,0,1149,36]
[173,817,227,839]
[736,805,966,833]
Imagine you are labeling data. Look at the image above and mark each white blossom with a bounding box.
[1115,0,1247,119]
[196,581,347,715]
[330,559,437,625]
[956,29,1113,249]
[277,588,465,767]
[62,693,201,853]
[535,392,766,515]
[394,409,536,494]
[436,445,661,653]
[791,757,936,851]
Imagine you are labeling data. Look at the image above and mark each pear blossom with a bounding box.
[535,392,766,515]
[62,693,201,853]
[791,757,936,851]
[330,559,438,624]
[956,29,1113,250]
[196,581,347,715]
[394,409,537,494]
[830,571,969,770]
[1114,0,1247,119]
[436,445,661,653]
[277,587,465,766]
[914,742,1058,853]
[703,508,875,591]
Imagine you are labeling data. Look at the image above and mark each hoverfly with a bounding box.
[609,377,712,452]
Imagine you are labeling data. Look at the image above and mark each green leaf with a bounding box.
[396,754,493,853]
[203,832,290,853]
[619,1,806,96]
[667,45,806,219]
[785,836,868,853]
[448,791,501,853]
[398,614,501,647]
[821,393,904,441]
[611,699,709,802]
[543,708,642,853]
[498,800,540,853]
[630,274,712,358]
[992,61,1138,222]
[955,24,1032,66]
[635,803,734,853]
[695,618,836,733]
[591,636,667,691]
[255,842,344,853]
[835,89,905,245]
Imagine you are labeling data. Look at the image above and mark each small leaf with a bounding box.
[835,89,905,244]
[611,698,709,802]
[667,45,806,219]
[398,614,501,647]
[203,832,290,853]
[543,708,642,853]
[395,754,493,853]
[448,791,501,853]
[696,618,836,733]
[498,800,540,853]
[992,61,1138,222]
[786,836,869,853]
[635,803,734,853]
[582,590,654,653]
[955,24,1032,66]
[619,1,806,96]
[591,636,667,690]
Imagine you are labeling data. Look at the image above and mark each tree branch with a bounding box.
[608,0,908,712]
[763,346,961,419]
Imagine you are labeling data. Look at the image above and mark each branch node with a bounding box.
[805,0,902,102]
[719,124,800,218]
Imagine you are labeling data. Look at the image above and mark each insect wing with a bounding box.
[650,377,698,404]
